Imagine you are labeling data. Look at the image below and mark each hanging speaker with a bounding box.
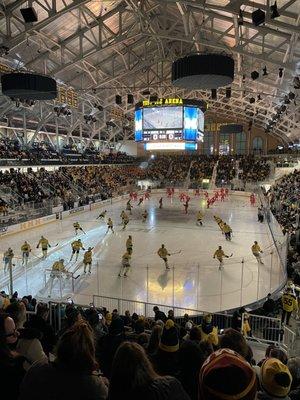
[211,89,217,100]
[127,94,134,104]
[20,7,38,23]
[115,95,122,105]
[149,95,158,102]
[225,88,231,98]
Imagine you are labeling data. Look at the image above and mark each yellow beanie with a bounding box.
[261,358,292,398]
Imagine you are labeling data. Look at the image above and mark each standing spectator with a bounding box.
[263,293,276,316]
[281,288,298,326]
[287,357,300,400]
[147,324,163,356]
[153,306,167,322]
[19,321,108,400]
[232,307,245,331]
[0,314,26,400]
[109,342,190,400]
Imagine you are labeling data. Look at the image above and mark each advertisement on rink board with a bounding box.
[0,214,57,237]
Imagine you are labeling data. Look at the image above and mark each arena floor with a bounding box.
[0,192,284,312]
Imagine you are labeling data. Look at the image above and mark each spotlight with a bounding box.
[252,8,265,26]
[278,68,284,78]
[20,7,38,23]
[127,94,134,104]
[115,95,122,105]
[262,66,268,76]
[270,2,280,19]
[249,97,255,104]
[225,88,231,98]
[211,89,217,100]
[251,71,259,80]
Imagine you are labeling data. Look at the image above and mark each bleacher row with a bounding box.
[0,291,299,400]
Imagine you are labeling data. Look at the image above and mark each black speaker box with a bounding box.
[20,7,38,23]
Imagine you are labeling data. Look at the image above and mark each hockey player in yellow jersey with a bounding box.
[158,244,171,270]
[126,235,133,255]
[3,247,14,273]
[36,236,51,259]
[73,221,86,235]
[83,247,94,273]
[213,246,230,270]
[142,210,148,223]
[48,259,68,297]
[122,212,129,230]
[106,218,114,233]
[222,222,232,241]
[251,241,264,264]
[196,211,204,226]
[119,251,131,277]
[70,239,85,261]
[281,287,298,326]
[21,241,31,266]
[96,210,107,220]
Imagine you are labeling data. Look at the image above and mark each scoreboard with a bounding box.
[135,98,207,150]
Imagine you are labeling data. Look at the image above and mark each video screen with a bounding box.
[143,106,183,130]
[183,106,198,141]
[135,109,143,141]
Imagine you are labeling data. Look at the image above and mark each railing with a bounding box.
[242,312,296,356]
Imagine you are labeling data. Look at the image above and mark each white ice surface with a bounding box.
[0,192,282,312]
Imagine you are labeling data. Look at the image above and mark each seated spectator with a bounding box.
[147,324,163,356]
[109,341,190,400]
[257,358,292,399]
[199,348,257,400]
[199,313,219,346]
[0,313,26,400]
[151,319,180,377]
[98,316,126,378]
[178,340,213,400]
[24,302,56,356]
[19,321,108,400]
[257,345,288,367]
[219,328,252,362]
[287,357,300,400]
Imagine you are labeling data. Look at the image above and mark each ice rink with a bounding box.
[0,191,285,312]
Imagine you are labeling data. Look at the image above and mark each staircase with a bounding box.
[209,160,219,189]
[183,159,194,189]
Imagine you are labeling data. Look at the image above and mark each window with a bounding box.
[252,136,263,154]
[219,132,230,155]
[203,132,214,155]
[236,132,246,155]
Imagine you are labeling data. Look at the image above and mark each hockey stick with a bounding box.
[73,274,81,279]
[169,250,182,255]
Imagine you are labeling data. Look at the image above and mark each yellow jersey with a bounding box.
[222,224,232,233]
[197,211,203,219]
[73,222,80,229]
[282,293,298,312]
[83,250,92,263]
[38,238,49,249]
[214,249,225,259]
[158,247,168,258]
[252,244,262,254]
[52,261,65,272]
[21,243,31,252]
[71,240,83,251]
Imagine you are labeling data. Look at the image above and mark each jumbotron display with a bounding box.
[135,98,207,150]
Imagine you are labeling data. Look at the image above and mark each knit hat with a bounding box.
[260,358,292,398]
[159,319,179,352]
[199,348,257,400]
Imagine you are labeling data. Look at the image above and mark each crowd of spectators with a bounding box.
[167,155,193,182]
[216,156,236,186]
[1,291,300,400]
[190,156,216,182]
[239,156,271,183]
[267,169,300,290]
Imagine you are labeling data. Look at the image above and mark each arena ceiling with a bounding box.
[0,0,299,145]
